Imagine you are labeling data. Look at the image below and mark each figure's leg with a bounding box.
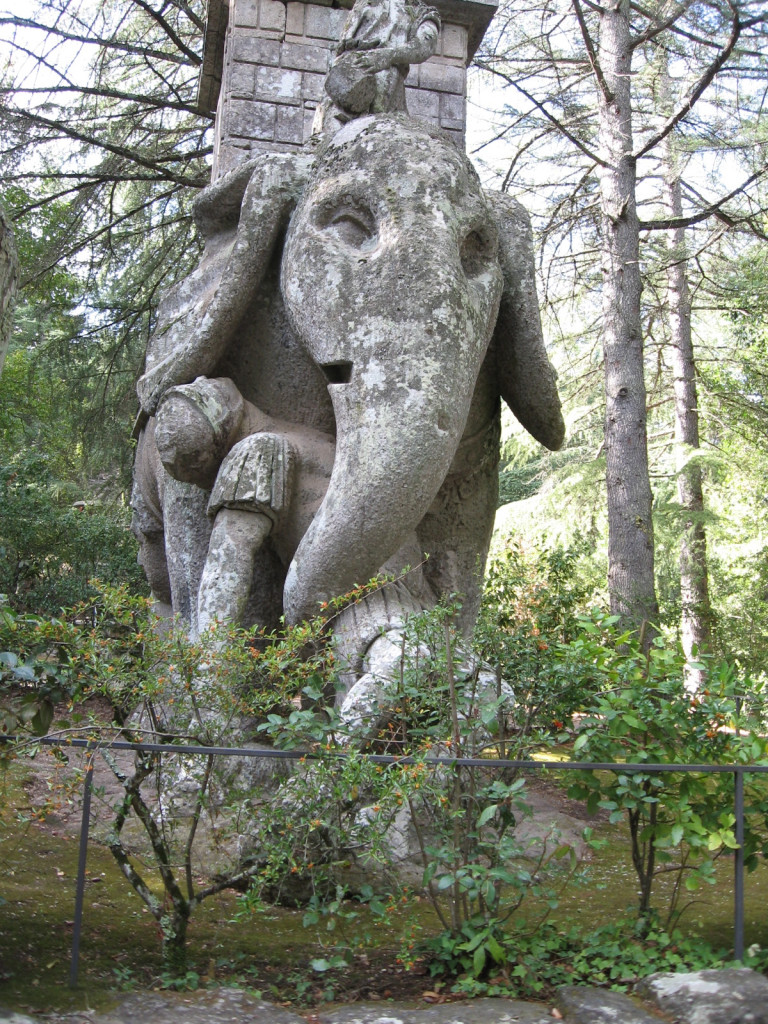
[196,431,295,634]
[131,421,172,616]
[163,475,214,631]
[197,509,272,634]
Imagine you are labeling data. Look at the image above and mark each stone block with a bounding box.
[232,33,281,66]
[227,98,276,140]
[233,0,259,28]
[443,126,465,149]
[557,987,662,1024]
[259,0,286,32]
[439,91,465,127]
[305,4,347,40]
[405,87,439,119]
[404,64,418,87]
[419,61,465,94]
[215,142,253,178]
[314,999,553,1024]
[255,65,303,104]
[229,62,256,99]
[285,1,304,35]
[303,105,318,139]
[281,41,331,73]
[302,70,326,101]
[441,23,468,60]
[276,104,305,144]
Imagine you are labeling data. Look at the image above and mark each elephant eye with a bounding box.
[315,202,378,250]
[460,228,496,278]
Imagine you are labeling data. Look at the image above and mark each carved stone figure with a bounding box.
[131,110,564,712]
[315,0,440,134]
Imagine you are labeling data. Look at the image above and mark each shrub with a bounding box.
[0,453,146,615]
[566,613,768,927]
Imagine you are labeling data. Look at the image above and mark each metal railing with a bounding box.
[5,735,766,986]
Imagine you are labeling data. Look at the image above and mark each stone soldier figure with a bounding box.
[314,0,440,134]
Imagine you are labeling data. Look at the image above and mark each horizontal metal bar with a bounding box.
[3,734,768,774]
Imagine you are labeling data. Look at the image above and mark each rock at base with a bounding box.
[315,998,554,1024]
[99,989,304,1024]
[556,986,665,1024]
[638,967,768,1024]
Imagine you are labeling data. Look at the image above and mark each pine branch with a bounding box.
[635,1,744,159]
[0,15,196,66]
[571,0,613,103]
[640,166,768,232]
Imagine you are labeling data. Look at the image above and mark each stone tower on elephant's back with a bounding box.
[196,0,498,180]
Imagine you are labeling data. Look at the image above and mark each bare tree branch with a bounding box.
[571,0,613,102]
[635,1,744,159]
[641,166,768,232]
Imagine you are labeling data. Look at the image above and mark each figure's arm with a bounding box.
[137,153,314,417]
[353,16,439,70]
[487,191,565,451]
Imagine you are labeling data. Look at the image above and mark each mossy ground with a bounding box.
[2,755,768,1014]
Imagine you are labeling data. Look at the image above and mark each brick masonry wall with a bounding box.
[212,0,470,178]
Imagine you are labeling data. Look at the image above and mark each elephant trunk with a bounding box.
[283,326,477,624]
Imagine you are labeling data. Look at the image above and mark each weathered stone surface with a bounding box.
[203,0,498,168]
[638,968,768,1024]
[132,111,563,685]
[556,986,665,1024]
[314,0,440,135]
[315,998,554,1024]
[97,989,304,1024]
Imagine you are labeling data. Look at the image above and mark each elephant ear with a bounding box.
[487,191,565,451]
[137,152,315,417]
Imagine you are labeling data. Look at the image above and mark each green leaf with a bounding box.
[486,934,505,963]
[477,805,498,827]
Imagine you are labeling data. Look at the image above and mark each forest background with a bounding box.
[1,0,768,678]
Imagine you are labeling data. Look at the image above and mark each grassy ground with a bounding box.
[2,754,768,1015]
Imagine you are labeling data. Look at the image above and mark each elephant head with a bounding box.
[280,114,521,624]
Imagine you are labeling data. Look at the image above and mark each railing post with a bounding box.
[734,767,745,962]
[69,750,94,988]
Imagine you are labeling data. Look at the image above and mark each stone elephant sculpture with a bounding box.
[131,112,564,702]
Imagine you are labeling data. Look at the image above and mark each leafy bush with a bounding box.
[0,453,146,614]
[324,600,582,976]
[437,916,768,1000]
[566,613,768,927]
[6,560,767,987]
[475,540,595,752]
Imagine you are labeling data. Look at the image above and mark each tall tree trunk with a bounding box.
[594,0,659,638]
[661,127,712,687]
[0,204,18,378]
